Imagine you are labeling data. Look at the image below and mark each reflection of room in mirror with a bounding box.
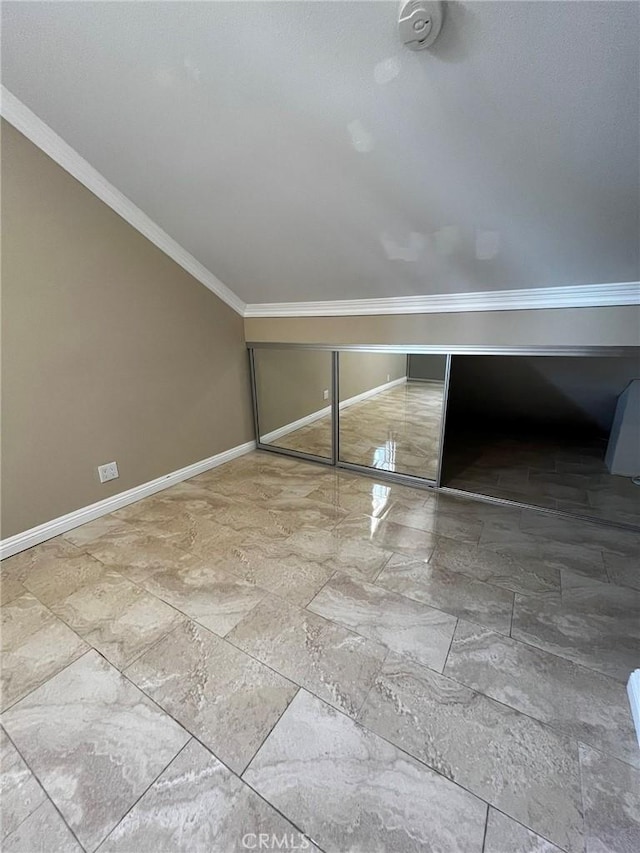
[253,348,447,480]
[339,352,446,481]
[254,348,333,459]
[441,355,640,527]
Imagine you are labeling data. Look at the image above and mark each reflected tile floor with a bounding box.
[267,381,444,479]
[444,432,640,527]
[0,450,638,851]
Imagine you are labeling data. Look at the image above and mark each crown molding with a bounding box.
[0,86,246,316]
[243,281,640,318]
[3,87,637,321]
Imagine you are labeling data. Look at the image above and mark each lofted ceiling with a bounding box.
[2,1,639,306]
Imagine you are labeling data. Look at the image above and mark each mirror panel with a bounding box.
[250,345,639,530]
[338,351,447,480]
[253,348,333,459]
[441,354,640,527]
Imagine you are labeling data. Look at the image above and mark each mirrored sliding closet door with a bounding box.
[252,348,333,461]
[440,354,640,527]
[337,351,448,482]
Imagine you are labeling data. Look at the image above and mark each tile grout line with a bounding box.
[54,528,290,655]
[303,567,340,611]
[268,685,500,844]
[485,802,574,853]
[576,740,590,853]
[116,616,189,672]
[353,648,391,721]
[50,571,191,672]
[301,537,528,653]
[356,644,640,773]
[1,714,88,852]
[92,736,195,853]
[480,802,490,853]
[105,665,323,853]
[235,686,302,777]
[84,503,373,615]
[385,532,565,599]
[371,548,520,636]
[115,617,321,775]
[5,511,636,752]
[116,649,290,782]
[367,689,581,853]
[10,562,636,785]
[441,633,639,769]
[2,641,202,850]
[4,454,637,851]
[0,624,89,716]
[441,617,459,674]
[221,607,382,723]
[508,589,515,639]
[239,683,496,853]
[305,567,462,651]
[3,565,193,709]
[506,595,634,688]
[223,591,640,774]
[370,548,395,583]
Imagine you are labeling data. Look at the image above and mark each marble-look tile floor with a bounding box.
[1,451,639,852]
[267,381,444,480]
[444,432,640,528]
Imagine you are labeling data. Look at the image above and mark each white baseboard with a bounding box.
[339,375,407,411]
[0,440,256,560]
[260,376,407,444]
[628,670,640,750]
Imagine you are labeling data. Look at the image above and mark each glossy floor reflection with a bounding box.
[444,432,640,527]
[275,381,445,478]
[1,451,639,852]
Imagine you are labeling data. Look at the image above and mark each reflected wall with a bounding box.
[250,345,639,530]
[251,347,448,481]
[253,348,333,459]
[338,351,447,481]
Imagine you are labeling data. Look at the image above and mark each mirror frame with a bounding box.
[247,343,640,531]
[249,347,336,465]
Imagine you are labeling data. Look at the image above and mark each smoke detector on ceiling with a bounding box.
[398,1,443,51]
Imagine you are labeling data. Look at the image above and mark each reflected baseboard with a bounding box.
[260,376,407,444]
[261,405,332,445]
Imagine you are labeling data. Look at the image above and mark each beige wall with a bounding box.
[1,121,254,538]
[245,307,640,347]
[254,349,405,435]
[339,352,406,401]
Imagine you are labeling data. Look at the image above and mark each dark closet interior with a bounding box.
[441,355,640,526]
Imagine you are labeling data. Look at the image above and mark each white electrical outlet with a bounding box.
[98,461,119,483]
[387,374,391,382]
[323,389,329,400]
